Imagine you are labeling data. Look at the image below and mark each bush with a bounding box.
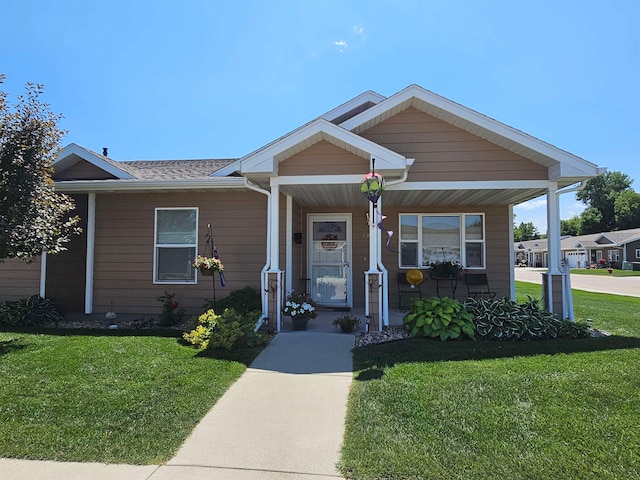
[157,291,185,327]
[465,296,590,341]
[204,286,261,316]
[403,296,475,341]
[182,308,268,350]
[0,295,63,326]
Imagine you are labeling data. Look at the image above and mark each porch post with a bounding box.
[365,201,383,330]
[39,251,47,298]
[85,192,96,314]
[285,195,293,297]
[269,178,284,331]
[543,181,566,317]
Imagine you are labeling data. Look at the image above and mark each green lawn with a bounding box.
[570,268,640,277]
[339,282,640,480]
[0,329,263,464]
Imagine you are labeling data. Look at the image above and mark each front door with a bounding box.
[308,214,352,308]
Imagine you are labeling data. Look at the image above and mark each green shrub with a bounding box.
[157,291,185,327]
[204,286,261,316]
[465,296,590,341]
[0,295,63,326]
[182,308,268,350]
[403,296,475,341]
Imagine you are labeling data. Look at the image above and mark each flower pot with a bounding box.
[199,266,214,276]
[340,325,355,333]
[291,317,309,331]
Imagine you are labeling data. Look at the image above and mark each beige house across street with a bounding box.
[0,85,605,329]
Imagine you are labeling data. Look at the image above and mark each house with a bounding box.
[515,227,640,269]
[0,85,604,329]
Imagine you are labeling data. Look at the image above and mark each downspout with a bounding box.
[375,168,410,327]
[244,178,271,330]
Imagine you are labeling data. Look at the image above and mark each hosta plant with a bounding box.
[465,296,590,341]
[403,296,475,341]
[0,295,63,326]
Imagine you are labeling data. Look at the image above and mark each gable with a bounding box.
[359,107,548,183]
[278,140,368,176]
[53,158,118,181]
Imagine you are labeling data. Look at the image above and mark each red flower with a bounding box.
[171,302,179,309]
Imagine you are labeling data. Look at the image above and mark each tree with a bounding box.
[560,216,581,236]
[614,190,640,230]
[576,171,634,233]
[0,75,80,262]
[514,221,539,242]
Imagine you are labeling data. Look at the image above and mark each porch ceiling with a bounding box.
[280,183,547,207]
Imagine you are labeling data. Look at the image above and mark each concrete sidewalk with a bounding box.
[2,331,354,480]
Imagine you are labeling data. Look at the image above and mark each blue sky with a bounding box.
[2,0,638,232]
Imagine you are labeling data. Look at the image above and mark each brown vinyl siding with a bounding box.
[360,107,548,182]
[279,141,368,177]
[90,190,267,315]
[53,159,118,180]
[0,258,41,301]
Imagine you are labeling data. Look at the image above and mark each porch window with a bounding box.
[154,208,198,284]
[399,213,485,269]
[609,250,620,262]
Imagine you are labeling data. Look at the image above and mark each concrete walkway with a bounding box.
[515,268,640,297]
[2,331,354,480]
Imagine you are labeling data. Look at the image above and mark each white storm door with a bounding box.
[308,215,352,308]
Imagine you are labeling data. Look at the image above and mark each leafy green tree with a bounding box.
[576,171,633,233]
[514,221,539,242]
[560,216,581,236]
[0,75,80,262]
[614,190,640,230]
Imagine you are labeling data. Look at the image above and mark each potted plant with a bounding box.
[429,260,463,279]
[332,315,360,333]
[193,255,224,276]
[282,292,317,330]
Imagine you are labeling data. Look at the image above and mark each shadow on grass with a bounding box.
[354,335,640,381]
[0,325,182,338]
[195,346,266,367]
[0,338,27,356]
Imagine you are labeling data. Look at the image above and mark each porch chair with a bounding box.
[464,273,496,300]
[398,269,424,310]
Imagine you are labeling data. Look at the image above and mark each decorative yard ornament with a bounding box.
[360,158,385,208]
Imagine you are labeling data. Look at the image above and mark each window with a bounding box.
[399,214,485,269]
[636,249,640,260]
[154,208,198,283]
[609,250,620,262]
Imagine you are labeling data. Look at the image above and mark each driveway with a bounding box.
[514,268,640,298]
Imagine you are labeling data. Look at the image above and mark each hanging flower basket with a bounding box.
[193,255,224,276]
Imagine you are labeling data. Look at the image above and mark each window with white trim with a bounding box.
[154,208,198,283]
[399,213,485,269]
[636,249,640,259]
[609,250,620,262]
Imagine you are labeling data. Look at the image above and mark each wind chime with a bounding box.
[204,224,225,311]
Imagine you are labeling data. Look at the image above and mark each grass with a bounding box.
[0,328,264,464]
[570,268,640,277]
[339,282,640,480]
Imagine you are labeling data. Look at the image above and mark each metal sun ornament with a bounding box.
[360,158,385,208]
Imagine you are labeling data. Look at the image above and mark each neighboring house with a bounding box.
[515,227,640,269]
[0,85,603,328]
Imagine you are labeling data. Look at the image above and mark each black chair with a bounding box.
[398,271,424,310]
[465,273,496,299]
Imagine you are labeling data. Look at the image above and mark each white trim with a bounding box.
[547,182,561,274]
[39,251,47,298]
[276,174,371,186]
[84,193,96,314]
[388,180,550,191]
[153,207,198,284]
[240,118,407,175]
[210,161,240,177]
[54,143,136,179]
[268,180,280,274]
[55,177,246,193]
[508,204,516,300]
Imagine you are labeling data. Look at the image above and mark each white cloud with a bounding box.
[354,25,364,34]
[334,40,348,52]
[516,198,547,210]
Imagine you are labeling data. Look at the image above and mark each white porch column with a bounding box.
[285,195,293,297]
[547,182,561,274]
[365,201,383,330]
[508,204,516,300]
[85,192,96,314]
[269,178,284,331]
